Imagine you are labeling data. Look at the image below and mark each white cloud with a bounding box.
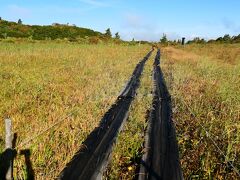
[121,30,181,42]
[120,12,240,41]
[120,12,181,42]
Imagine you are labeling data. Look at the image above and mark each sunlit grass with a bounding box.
[1,42,239,179]
[0,41,149,179]
[162,44,240,179]
[104,50,154,179]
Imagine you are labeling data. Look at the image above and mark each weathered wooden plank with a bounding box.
[138,49,183,180]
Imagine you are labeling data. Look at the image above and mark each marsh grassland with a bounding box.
[162,44,240,179]
[0,42,149,179]
[0,41,239,179]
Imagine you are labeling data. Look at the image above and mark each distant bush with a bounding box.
[128,38,137,46]
[188,34,240,44]
[160,33,168,44]
[88,36,100,44]
[115,32,120,39]
[1,37,16,43]
[232,34,240,43]
[105,28,112,38]
[113,39,122,45]
[18,19,22,25]
[187,37,206,44]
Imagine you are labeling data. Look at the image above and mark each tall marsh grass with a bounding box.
[163,45,240,179]
[0,42,149,179]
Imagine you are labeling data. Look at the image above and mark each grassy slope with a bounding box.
[162,44,240,179]
[0,42,149,179]
[0,19,101,40]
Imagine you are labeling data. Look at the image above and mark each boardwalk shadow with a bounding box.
[137,160,161,179]
[19,149,35,180]
[0,133,35,180]
[0,133,17,179]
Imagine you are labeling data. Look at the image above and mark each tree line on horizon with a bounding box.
[0,18,240,44]
[187,34,240,44]
[159,33,240,44]
[0,18,122,43]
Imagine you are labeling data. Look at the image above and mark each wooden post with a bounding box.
[182,37,185,45]
[5,119,13,180]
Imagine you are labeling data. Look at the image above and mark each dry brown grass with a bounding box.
[0,42,150,179]
[162,46,199,62]
[162,44,240,179]
[1,41,239,179]
[181,44,240,64]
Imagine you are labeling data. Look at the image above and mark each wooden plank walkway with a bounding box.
[59,50,153,180]
[138,49,183,180]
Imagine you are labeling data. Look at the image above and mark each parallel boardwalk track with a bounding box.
[138,49,183,180]
[59,50,153,180]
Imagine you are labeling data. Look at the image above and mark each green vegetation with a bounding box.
[105,28,112,38]
[162,44,240,179]
[0,18,102,40]
[187,37,206,44]
[0,41,149,179]
[160,33,168,44]
[215,34,240,43]
[0,19,136,45]
[17,19,22,25]
[115,32,120,39]
[188,34,240,44]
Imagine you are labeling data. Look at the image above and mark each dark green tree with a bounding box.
[233,34,240,43]
[18,19,22,24]
[160,33,167,44]
[129,38,136,45]
[115,32,120,39]
[105,28,112,37]
[222,34,231,42]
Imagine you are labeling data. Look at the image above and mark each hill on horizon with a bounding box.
[0,18,105,41]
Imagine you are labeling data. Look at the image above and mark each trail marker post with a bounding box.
[182,37,185,45]
[5,119,13,180]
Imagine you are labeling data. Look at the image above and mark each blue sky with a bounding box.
[0,0,240,41]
